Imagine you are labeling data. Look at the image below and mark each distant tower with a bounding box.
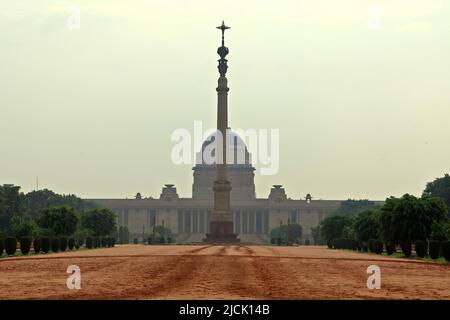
[204,21,239,243]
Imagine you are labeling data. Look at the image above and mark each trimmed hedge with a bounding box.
[442,241,450,262]
[429,240,440,260]
[68,238,75,250]
[33,238,41,253]
[86,237,93,249]
[400,241,412,257]
[20,237,32,255]
[41,237,50,253]
[385,242,396,255]
[414,240,427,258]
[50,238,60,252]
[60,237,68,252]
[0,238,4,256]
[5,237,17,256]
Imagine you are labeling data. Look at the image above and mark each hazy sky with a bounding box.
[1,0,449,200]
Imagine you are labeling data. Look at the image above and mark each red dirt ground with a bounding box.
[0,245,449,300]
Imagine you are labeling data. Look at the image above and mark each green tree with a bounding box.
[24,189,97,218]
[81,208,117,236]
[36,206,79,236]
[0,184,25,233]
[311,225,323,245]
[270,224,303,242]
[11,215,37,239]
[118,225,130,244]
[333,199,379,216]
[423,174,450,216]
[319,215,352,241]
[379,194,448,242]
[353,209,380,242]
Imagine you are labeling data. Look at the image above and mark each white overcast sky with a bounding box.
[0,0,449,200]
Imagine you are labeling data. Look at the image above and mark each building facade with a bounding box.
[90,133,350,244]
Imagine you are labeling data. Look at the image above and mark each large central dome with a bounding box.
[193,130,256,200]
[196,130,252,166]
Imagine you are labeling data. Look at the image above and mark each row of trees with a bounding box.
[312,174,450,260]
[270,223,303,245]
[0,185,119,251]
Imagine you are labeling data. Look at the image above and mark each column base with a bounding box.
[203,221,240,243]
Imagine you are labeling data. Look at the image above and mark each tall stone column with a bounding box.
[204,21,239,243]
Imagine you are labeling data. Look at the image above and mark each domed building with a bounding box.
[90,131,362,243]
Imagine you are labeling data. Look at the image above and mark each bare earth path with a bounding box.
[0,245,449,300]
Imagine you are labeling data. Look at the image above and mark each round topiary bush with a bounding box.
[414,240,427,258]
[361,242,369,252]
[374,240,383,254]
[367,239,375,253]
[19,237,32,255]
[59,237,68,252]
[0,238,4,257]
[400,241,412,257]
[33,238,41,253]
[68,238,75,250]
[41,237,50,253]
[429,240,440,260]
[86,237,93,249]
[93,237,100,248]
[5,237,17,256]
[50,238,60,252]
[76,238,84,249]
[326,240,333,249]
[441,240,450,262]
[385,241,396,255]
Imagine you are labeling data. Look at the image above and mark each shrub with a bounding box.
[361,242,368,252]
[442,240,450,262]
[385,241,396,255]
[414,240,427,258]
[158,237,165,244]
[86,237,93,249]
[400,241,412,257]
[76,238,84,249]
[327,240,333,249]
[0,238,5,256]
[167,237,172,244]
[374,240,383,254]
[369,239,376,253]
[33,238,41,253]
[41,237,50,253]
[51,238,60,252]
[270,238,275,245]
[93,237,100,248]
[5,237,17,256]
[133,238,138,244]
[147,237,153,245]
[276,238,282,246]
[429,240,440,260]
[60,237,68,252]
[304,239,310,245]
[68,238,75,250]
[20,237,32,255]
[101,237,108,247]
